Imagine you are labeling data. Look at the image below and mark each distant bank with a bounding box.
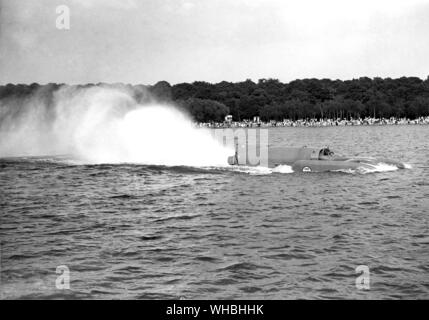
[197,116,429,128]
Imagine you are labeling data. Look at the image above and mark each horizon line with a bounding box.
[1,74,428,87]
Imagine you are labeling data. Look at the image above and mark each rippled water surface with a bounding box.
[1,126,428,299]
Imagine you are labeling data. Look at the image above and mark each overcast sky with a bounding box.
[1,0,429,85]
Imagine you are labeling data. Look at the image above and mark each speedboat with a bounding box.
[227,146,406,172]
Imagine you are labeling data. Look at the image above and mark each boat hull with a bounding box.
[291,160,373,172]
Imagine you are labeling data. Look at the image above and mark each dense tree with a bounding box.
[2,77,429,122]
[178,98,229,123]
[150,81,172,102]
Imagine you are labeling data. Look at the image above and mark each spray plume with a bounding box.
[0,85,232,166]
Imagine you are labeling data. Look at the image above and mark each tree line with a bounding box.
[1,76,429,122]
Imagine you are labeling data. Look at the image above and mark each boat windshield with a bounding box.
[319,148,335,159]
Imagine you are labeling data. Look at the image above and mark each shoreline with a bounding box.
[196,116,429,128]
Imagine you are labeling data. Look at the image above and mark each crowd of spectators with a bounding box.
[196,116,429,128]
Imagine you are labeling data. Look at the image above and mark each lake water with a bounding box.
[0,125,428,299]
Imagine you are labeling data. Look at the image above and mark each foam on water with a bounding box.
[228,165,274,175]
[226,164,294,175]
[272,164,295,174]
[404,163,413,169]
[361,162,400,173]
[334,162,402,174]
